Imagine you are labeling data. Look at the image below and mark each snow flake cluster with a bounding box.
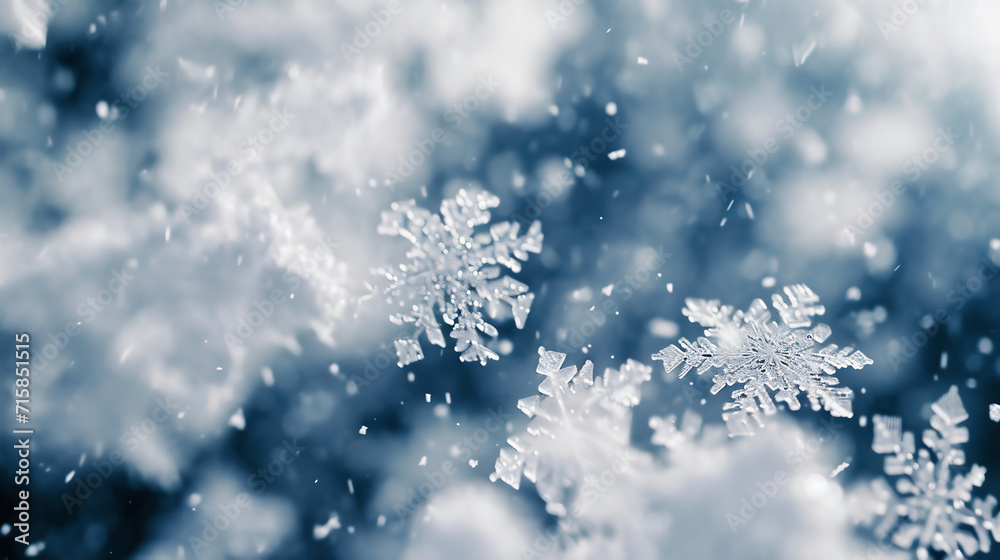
[867,386,1000,560]
[652,284,872,436]
[490,347,652,518]
[374,189,542,366]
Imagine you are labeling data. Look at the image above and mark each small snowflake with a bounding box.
[491,347,651,517]
[373,189,542,366]
[868,386,1000,560]
[652,284,872,436]
[989,403,1000,423]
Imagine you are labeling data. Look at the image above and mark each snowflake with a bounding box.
[649,409,704,450]
[868,386,1000,560]
[490,347,652,518]
[990,403,1000,423]
[651,284,872,436]
[373,189,542,366]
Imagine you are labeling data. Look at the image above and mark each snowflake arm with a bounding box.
[652,284,871,436]
[491,348,651,517]
[375,189,542,366]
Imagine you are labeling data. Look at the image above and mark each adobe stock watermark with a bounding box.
[544,0,587,29]
[178,106,295,223]
[51,65,170,182]
[5,0,73,50]
[393,408,512,522]
[841,127,958,244]
[61,395,182,514]
[511,115,628,227]
[853,539,894,560]
[35,265,137,372]
[223,236,338,351]
[888,253,999,372]
[726,416,845,533]
[877,0,929,40]
[187,439,305,557]
[339,0,412,62]
[715,84,834,201]
[344,326,421,396]
[550,246,670,355]
[672,3,742,72]
[382,76,500,188]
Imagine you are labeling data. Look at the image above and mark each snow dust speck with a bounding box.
[830,462,850,478]
[649,318,679,338]
[228,408,245,430]
[313,513,341,539]
[978,337,993,354]
[359,425,368,435]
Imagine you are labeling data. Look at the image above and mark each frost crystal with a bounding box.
[374,189,542,366]
[990,403,1000,423]
[490,347,651,518]
[869,386,1000,559]
[652,284,872,436]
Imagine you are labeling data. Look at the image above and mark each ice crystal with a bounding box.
[374,189,542,366]
[652,284,872,436]
[869,386,1000,559]
[490,347,651,517]
[989,403,1000,423]
[649,409,703,450]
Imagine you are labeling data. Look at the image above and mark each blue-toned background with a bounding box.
[1,0,999,558]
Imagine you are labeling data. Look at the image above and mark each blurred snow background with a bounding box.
[1,0,999,558]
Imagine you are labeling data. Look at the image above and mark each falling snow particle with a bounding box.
[359,425,368,435]
[313,513,341,539]
[990,404,1000,422]
[793,39,817,67]
[228,408,245,430]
